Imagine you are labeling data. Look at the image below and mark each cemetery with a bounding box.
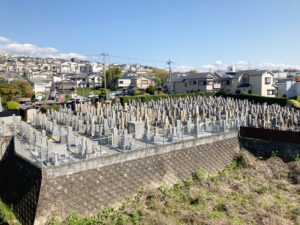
[2,95,299,168]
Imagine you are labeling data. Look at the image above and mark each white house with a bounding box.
[117,77,132,89]
[277,76,300,97]
[231,70,276,97]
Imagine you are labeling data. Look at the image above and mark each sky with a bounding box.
[0,0,299,72]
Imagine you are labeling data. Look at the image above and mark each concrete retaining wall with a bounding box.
[239,136,300,162]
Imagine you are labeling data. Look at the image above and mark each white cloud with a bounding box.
[256,62,300,70]
[235,60,248,65]
[0,36,10,43]
[0,36,86,59]
[215,60,222,65]
[57,52,86,60]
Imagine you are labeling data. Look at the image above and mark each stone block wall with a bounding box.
[35,135,239,224]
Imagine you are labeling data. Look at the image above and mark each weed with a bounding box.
[194,169,205,181]
[292,154,300,161]
[271,150,279,157]
[48,217,59,225]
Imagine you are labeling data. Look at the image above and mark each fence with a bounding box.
[239,126,300,144]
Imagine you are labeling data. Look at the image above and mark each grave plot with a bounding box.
[4,95,299,168]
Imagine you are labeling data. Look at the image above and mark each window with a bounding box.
[193,81,196,85]
[142,80,148,84]
[235,90,241,94]
[203,81,207,85]
[242,76,249,83]
[184,83,187,87]
[265,77,271,84]
[119,81,123,84]
[248,90,252,94]
[267,89,275,95]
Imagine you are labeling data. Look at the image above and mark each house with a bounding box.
[230,70,276,97]
[67,74,102,88]
[32,78,52,92]
[54,81,77,99]
[276,76,300,97]
[55,81,77,93]
[163,73,187,94]
[173,72,220,94]
[130,76,155,90]
[276,78,295,97]
[214,71,235,93]
[117,77,132,89]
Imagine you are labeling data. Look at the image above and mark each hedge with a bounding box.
[120,92,290,107]
[215,92,289,107]
[6,101,19,110]
[120,92,216,105]
[40,104,61,113]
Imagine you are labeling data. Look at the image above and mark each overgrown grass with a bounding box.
[0,201,20,225]
[45,151,299,224]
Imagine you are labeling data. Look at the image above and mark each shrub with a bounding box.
[40,104,60,113]
[145,85,157,95]
[133,90,143,96]
[6,101,19,110]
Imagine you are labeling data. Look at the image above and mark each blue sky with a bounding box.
[0,0,299,71]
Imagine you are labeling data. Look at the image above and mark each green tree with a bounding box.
[148,69,168,84]
[105,67,122,90]
[187,70,197,74]
[154,76,162,86]
[145,85,157,95]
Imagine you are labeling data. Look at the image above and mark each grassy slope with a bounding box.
[51,151,300,225]
[1,151,300,225]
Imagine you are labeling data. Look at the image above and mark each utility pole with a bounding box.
[167,59,173,76]
[100,53,109,89]
[100,52,109,99]
[166,59,173,93]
